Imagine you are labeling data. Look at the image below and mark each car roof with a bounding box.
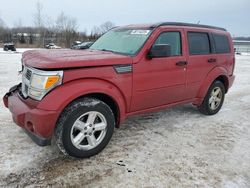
[123,22,226,32]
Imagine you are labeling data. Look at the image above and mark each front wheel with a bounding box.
[198,81,225,115]
[55,98,115,158]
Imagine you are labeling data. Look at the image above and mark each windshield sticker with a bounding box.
[130,30,150,35]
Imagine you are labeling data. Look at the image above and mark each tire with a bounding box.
[55,97,115,158]
[198,80,225,115]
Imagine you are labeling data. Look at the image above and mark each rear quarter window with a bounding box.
[188,32,211,55]
[212,33,230,53]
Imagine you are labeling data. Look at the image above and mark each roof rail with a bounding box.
[151,22,227,31]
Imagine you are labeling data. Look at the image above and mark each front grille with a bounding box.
[21,66,32,98]
[24,84,28,94]
[25,69,32,80]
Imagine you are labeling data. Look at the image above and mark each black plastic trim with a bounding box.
[151,22,226,31]
[24,129,51,146]
[113,64,132,74]
[5,83,22,98]
[208,32,216,53]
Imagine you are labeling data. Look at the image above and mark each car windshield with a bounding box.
[90,28,152,55]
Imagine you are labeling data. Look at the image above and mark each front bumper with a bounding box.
[3,84,60,146]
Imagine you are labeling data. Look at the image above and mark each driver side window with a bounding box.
[154,32,182,56]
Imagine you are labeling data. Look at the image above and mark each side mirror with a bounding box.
[147,44,171,59]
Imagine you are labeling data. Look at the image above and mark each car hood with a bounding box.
[22,49,132,69]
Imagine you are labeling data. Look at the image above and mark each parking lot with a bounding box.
[0,50,249,187]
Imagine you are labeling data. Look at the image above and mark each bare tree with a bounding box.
[44,16,55,31]
[33,1,44,46]
[99,21,115,34]
[1,7,116,47]
[90,25,101,38]
[14,18,23,28]
[33,1,43,28]
[0,16,7,42]
[90,21,115,39]
[0,17,5,27]
[56,12,78,47]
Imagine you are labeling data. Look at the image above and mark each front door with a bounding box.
[131,29,187,112]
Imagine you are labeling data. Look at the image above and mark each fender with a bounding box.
[195,66,229,104]
[36,79,127,123]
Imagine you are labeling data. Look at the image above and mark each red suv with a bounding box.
[3,22,235,158]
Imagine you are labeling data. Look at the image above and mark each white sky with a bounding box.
[0,0,249,36]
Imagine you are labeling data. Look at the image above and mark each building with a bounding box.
[234,40,250,53]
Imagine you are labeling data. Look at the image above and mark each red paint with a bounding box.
[6,92,59,138]
[22,49,132,69]
[4,24,235,141]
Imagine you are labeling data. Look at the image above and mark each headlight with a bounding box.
[30,74,60,90]
[24,67,63,100]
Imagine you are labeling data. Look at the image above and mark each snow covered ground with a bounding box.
[0,49,249,187]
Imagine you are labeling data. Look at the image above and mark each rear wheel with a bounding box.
[55,98,115,158]
[198,81,225,115]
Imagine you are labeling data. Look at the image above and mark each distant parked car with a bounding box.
[3,43,16,51]
[45,43,61,49]
[71,41,82,49]
[79,42,94,49]
[71,41,94,50]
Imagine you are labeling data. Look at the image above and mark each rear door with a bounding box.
[131,28,187,112]
[212,32,234,75]
[185,30,217,99]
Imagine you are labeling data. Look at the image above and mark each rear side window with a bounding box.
[188,32,211,55]
[213,33,230,53]
[154,32,182,56]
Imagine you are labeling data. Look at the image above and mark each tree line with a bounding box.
[0,2,115,48]
[233,37,250,41]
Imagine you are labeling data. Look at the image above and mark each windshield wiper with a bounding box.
[99,48,129,56]
[100,49,115,53]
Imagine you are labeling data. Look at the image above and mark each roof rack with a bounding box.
[151,22,227,31]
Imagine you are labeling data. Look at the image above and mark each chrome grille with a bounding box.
[25,69,32,80]
[24,84,28,94]
[21,66,32,98]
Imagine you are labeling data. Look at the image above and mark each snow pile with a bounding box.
[0,50,249,187]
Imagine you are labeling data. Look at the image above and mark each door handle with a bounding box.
[208,58,217,63]
[176,61,188,66]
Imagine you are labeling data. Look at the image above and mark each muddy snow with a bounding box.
[0,49,249,187]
